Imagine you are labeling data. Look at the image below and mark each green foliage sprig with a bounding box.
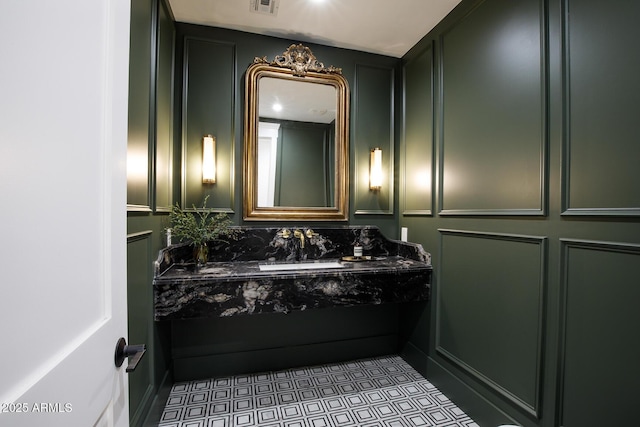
[167,196,237,246]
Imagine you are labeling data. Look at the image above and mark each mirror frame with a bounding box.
[243,44,350,221]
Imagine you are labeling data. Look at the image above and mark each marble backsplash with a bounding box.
[155,225,430,275]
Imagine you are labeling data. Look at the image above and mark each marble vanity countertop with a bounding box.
[153,226,432,321]
[154,257,431,320]
[154,256,430,284]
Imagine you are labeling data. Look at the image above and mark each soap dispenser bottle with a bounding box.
[353,243,363,258]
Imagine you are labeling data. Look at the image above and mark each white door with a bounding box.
[0,1,131,426]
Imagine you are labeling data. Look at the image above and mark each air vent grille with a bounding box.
[250,0,280,16]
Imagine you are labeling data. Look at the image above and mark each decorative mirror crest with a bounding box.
[253,43,342,76]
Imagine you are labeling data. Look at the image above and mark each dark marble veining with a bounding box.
[153,226,432,320]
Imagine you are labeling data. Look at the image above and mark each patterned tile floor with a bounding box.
[158,355,479,427]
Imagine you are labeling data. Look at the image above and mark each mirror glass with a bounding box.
[244,44,349,221]
[257,78,336,208]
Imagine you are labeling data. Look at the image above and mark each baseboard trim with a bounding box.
[399,340,429,376]
[142,369,173,427]
[130,383,155,427]
[427,356,525,427]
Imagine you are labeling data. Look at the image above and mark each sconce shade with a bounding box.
[370,147,382,190]
[202,135,216,184]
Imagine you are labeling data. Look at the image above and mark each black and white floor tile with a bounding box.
[158,355,479,427]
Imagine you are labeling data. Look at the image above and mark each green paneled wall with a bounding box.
[126,0,175,426]
[128,1,640,425]
[437,230,545,416]
[181,38,235,212]
[563,1,640,214]
[439,0,545,215]
[559,240,640,426]
[127,217,173,427]
[402,44,433,215]
[353,64,394,215]
[127,0,153,209]
[174,23,400,233]
[127,232,155,426]
[155,0,175,212]
[400,0,640,426]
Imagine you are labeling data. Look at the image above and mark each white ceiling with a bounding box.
[167,0,462,58]
[259,77,337,124]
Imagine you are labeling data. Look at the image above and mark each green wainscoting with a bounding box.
[127,232,155,427]
[559,240,640,426]
[127,215,173,427]
[127,1,175,426]
[400,0,640,426]
[437,230,546,417]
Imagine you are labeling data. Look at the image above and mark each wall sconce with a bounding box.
[369,147,383,190]
[202,134,216,184]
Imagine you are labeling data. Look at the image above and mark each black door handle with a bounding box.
[114,337,146,372]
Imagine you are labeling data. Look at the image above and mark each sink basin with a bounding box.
[258,261,345,271]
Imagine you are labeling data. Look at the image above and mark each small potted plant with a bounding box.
[166,196,237,267]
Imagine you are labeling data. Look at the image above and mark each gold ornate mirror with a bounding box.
[243,44,349,221]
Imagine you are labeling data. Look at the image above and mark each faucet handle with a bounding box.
[305,229,318,239]
[278,228,291,239]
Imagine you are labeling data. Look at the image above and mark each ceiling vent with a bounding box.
[250,0,280,16]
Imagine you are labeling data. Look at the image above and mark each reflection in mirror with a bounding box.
[244,44,349,221]
[257,78,336,207]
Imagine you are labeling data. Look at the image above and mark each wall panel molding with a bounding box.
[556,238,640,426]
[127,230,154,242]
[436,229,547,417]
[126,229,154,427]
[560,0,640,217]
[181,37,236,213]
[401,43,434,216]
[153,0,175,213]
[353,63,394,215]
[127,0,154,212]
[437,0,548,216]
[128,204,153,213]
